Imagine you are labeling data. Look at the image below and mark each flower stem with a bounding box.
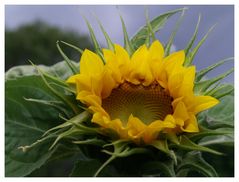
[94,155,116,177]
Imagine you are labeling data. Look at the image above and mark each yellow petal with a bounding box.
[80,49,104,76]
[74,74,92,93]
[66,74,81,84]
[91,112,110,127]
[114,44,130,65]
[164,50,185,66]
[72,74,103,97]
[103,48,124,83]
[144,115,176,143]
[178,66,195,95]
[103,48,115,63]
[168,72,184,98]
[173,101,189,121]
[90,75,103,96]
[189,95,219,114]
[76,91,102,107]
[149,40,164,61]
[163,50,185,77]
[101,68,117,99]
[128,45,153,86]
[127,115,146,138]
[108,119,127,138]
[181,114,199,132]
[172,97,183,109]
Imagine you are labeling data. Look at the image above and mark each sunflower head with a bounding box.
[67,40,219,144]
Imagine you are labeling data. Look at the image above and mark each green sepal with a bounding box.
[130,8,185,50]
[24,97,71,119]
[165,132,180,145]
[207,84,234,99]
[194,68,234,95]
[83,17,106,63]
[73,138,106,147]
[49,126,81,150]
[184,14,201,56]
[187,127,232,142]
[120,15,134,56]
[195,57,233,82]
[29,61,80,114]
[49,119,100,151]
[184,24,216,66]
[150,140,177,165]
[145,8,156,45]
[59,40,83,54]
[43,111,91,137]
[56,41,78,74]
[177,151,218,177]
[94,140,148,176]
[173,135,223,155]
[95,16,115,51]
[164,8,186,56]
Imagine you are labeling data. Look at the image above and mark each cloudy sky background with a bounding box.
[5,5,234,82]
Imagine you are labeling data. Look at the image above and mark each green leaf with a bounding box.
[204,95,234,129]
[5,61,79,81]
[70,158,117,177]
[130,8,185,50]
[29,144,83,177]
[199,134,234,147]
[120,15,134,55]
[70,159,102,177]
[184,14,201,56]
[164,8,186,56]
[141,160,176,177]
[6,65,40,79]
[177,152,218,177]
[184,24,216,66]
[24,97,71,119]
[5,76,65,176]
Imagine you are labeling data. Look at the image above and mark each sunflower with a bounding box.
[67,40,219,144]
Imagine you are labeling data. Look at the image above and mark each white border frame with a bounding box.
[1,1,238,181]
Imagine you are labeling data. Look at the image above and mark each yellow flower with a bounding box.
[67,40,219,144]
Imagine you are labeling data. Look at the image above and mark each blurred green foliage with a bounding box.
[5,21,93,71]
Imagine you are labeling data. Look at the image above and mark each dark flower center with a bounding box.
[102,82,173,125]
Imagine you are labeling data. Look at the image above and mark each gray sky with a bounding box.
[5,5,234,83]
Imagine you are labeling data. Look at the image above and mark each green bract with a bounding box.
[5,8,234,177]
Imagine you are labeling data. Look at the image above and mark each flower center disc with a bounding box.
[102,82,173,125]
